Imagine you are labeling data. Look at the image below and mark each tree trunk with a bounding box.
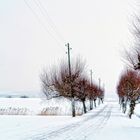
[98,98,100,105]
[129,100,136,119]
[71,98,76,117]
[82,100,87,113]
[122,100,127,114]
[89,99,93,110]
[101,98,103,103]
[94,99,96,108]
[119,97,121,104]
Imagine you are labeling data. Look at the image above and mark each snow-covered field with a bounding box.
[0,97,92,115]
[0,99,140,140]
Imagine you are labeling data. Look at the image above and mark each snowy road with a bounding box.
[30,104,112,140]
[0,101,140,140]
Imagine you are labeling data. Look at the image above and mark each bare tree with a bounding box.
[87,83,99,109]
[40,67,60,99]
[98,88,104,104]
[40,58,86,117]
[117,69,140,118]
[123,14,140,70]
[121,12,140,118]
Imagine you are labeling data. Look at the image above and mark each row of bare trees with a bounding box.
[117,8,140,119]
[118,13,140,119]
[40,58,104,117]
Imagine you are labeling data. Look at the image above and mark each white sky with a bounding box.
[0,0,136,96]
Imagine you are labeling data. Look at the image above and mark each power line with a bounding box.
[24,0,65,51]
[34,0,66,43]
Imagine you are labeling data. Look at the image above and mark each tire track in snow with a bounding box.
[29,104,111,140]
[29,105,107,140]
[64,104,112,140]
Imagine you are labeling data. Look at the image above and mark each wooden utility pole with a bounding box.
[67,43,72,82]
[98,78,101,90]
[65,43,75,117]
[90,70,93,85]
[90,70,93,110]
[98,78,101,105]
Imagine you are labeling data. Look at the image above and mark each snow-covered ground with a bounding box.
[0,100,140,140]
[0,98,87,115]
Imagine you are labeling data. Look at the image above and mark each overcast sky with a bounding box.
[0,0,136,96]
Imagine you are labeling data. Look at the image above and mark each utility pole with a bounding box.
[98,78,101,90]
[90,70,93,110]
[65,43,75,117]
[66,43,72,81]
[90,70,93,85]
[98,78,101,105]
[103,83,105,91]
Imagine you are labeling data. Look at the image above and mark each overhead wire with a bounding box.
[34,0,66,43]
[24,0,65,52]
